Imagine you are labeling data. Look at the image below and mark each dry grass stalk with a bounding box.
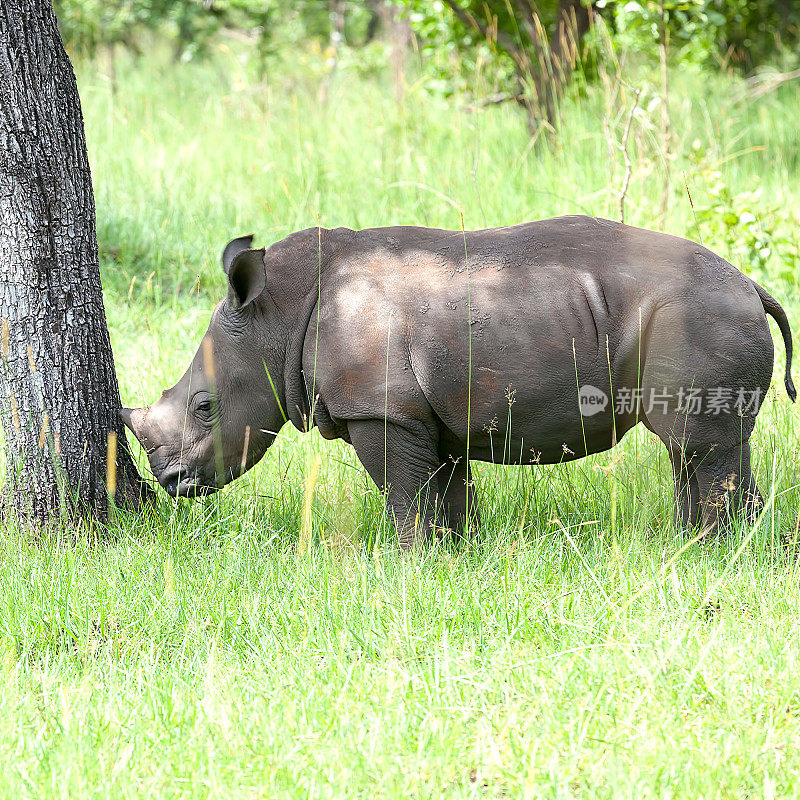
[298,452,322,555]
[240,424,251,476]
[38,413,49,450]
[618,87,641,223]
[106,430,117,503]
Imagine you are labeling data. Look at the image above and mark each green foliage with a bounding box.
[53,0,167,54]
[688,145,797,282]
[710,0,800,68]
[53,0,388,60]
[53,0,325,59]
[399,1,515,96]
[606,0,723,66]
[603,0,800,70]
[401,0,800,110]
[401,0,570,47]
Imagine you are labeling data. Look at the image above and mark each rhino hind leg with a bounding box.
[650,423,763,534]
[635,295,772,534]
[641,406,764,535]
[692,441,764,533]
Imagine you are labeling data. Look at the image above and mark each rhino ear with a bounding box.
[228,248,266,309]
[221,234,255,275]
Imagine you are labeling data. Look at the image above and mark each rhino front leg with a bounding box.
[347,419,440,551]
[437,456,480,539]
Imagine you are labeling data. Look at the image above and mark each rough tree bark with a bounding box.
[0,1,151,524]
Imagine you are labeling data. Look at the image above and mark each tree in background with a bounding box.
[401,0,597,127]
[46,0,800,154]
[402,0,800,128]
[0,1,151,524]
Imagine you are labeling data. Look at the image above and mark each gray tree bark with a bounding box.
[0,0,150,523]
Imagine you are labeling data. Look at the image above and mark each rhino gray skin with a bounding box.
[121,216,796,549]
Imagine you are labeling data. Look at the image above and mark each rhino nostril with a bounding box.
[158,469,183,497]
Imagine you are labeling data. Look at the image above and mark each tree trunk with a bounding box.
[386,3,412,103]
[531,0,595,125]
[365,0,382,43]
[444,0,595,128]
[0,0,151,524]
[550,0,594,80]
[775,0,794,47]
[319,0,346,103]
[365,1,412,102]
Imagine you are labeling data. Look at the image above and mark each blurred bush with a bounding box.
[54,0,393,60]
[54,1,800,83]
[607,0,799,69]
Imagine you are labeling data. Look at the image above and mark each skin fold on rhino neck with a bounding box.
[276,227,353,434]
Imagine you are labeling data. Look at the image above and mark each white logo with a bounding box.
[579,385,608,417]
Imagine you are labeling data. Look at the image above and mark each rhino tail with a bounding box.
[752,279,796,402]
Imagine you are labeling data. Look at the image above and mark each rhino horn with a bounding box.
[120,407,148,443]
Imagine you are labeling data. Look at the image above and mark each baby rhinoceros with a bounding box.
[121,216,795,549]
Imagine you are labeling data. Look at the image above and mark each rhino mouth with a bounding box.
[158,468,220,499]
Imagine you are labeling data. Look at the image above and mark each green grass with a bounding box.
[1,42,799,797]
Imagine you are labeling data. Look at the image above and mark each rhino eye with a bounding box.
[193,396,214,421]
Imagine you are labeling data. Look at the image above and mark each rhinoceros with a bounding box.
[121,216,795,548]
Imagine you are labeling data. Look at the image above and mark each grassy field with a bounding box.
[1,44,799,797]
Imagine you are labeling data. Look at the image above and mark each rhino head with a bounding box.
[121,236,291,497]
